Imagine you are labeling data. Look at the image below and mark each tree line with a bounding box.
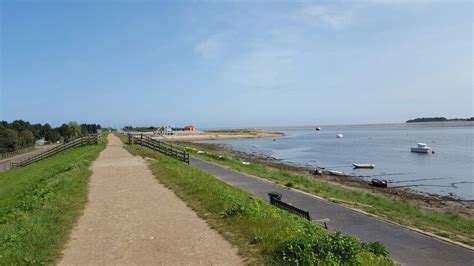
[0,120,102,153]
[406,117,474,123]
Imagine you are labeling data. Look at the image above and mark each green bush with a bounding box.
[276,230,367,265]
[362,242,389,258]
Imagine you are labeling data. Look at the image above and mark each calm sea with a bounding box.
[201,123,474,200]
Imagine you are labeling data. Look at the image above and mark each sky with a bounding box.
[1,0,472,128]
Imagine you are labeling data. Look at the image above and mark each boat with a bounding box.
[326,170,345,176]
[336,133,344,138]
[411,143,431,153]
[353,163,375,169]
[315,127,321,131]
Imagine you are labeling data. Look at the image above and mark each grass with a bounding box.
[0,135,107,264]
[120,136,394,265]
[179,142,474,247]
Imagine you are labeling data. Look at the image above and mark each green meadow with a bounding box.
[0,137,106,264]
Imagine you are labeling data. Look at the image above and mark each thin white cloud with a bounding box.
[300,3,352,29]
[195,36,222,59]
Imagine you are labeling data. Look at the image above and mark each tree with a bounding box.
[19,130,35,148]
[31,123,44,139]
[58,124,72,139]
[0,126,19,153]
[47,129,61,143]
[68,122,82,138]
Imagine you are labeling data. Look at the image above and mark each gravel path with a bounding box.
[59,134,243,265]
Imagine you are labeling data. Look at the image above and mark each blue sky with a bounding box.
[1,0,472,128]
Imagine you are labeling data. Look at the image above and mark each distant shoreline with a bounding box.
[156,129,285,142]
[406,117,474,123]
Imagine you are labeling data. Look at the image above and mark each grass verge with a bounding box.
[120,137,394,265]
[0,135,107,264]
[177,142,474,247]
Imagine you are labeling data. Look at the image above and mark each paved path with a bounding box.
[190,157,474,266]
[60,135,243,265]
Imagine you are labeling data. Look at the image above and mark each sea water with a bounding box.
[201,123,474,200]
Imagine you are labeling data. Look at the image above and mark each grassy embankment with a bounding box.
[0,135,107,264]
[176,142,474,247]
[116,134,393,265]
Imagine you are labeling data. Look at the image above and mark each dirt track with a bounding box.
[59,134,242,265]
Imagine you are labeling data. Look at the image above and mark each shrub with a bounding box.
[362,242,389,258]
[276,231,366,265]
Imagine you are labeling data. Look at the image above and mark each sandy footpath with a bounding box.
[59,134,243,265]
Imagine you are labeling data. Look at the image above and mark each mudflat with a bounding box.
[59,134,243,265]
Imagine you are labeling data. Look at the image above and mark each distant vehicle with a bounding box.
[315,127,321,131]
[336,133,344,138]
[411,143,431,153]
[353,163,375,169]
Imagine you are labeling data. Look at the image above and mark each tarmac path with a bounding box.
[59,134,243,265]
[190,156,474,266]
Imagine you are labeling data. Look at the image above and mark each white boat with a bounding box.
[411,143,431,153]
[326,170,345,176]
[336,133,344,138]
[315,127,321,131]
[353,163,375,169]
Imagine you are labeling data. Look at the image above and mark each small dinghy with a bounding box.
[411,143,431,153]
[327,170,345,176]
[353,163,375,169]
[336,133,344,138]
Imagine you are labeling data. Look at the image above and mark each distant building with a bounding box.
[183,125,195,131]
[35,138,46,145]
[156,125,173,135]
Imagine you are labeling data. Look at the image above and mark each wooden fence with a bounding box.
[0,145,35,160]
[10,134,100,168]
[128,134,189,164]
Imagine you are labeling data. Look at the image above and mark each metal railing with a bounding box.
[269,196,312,221]
[10,134,100,168]
[128,134,189,164]
[268,193,329,229]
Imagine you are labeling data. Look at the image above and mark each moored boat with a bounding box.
[353,163,375,169]
[315,127,321,131]
[326,170,345,176]
[336,133,344,138]
[411,143,431,153]
[369,178,388,188]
